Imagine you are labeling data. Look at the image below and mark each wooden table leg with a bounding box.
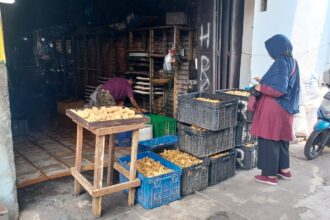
[107,134,115,186]
[128,129,139,207]
[74,125,84,196]
[92,135,106,218]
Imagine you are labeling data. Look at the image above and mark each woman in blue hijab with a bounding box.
[250,34,300,185]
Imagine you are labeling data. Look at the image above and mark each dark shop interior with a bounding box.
[0,0,244,189]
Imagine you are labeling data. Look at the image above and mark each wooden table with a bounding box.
[67,111,148,217]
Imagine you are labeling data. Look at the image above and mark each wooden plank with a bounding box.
[114,162,130,179]
[49,134,94,152]
[14,136,93,189]
[15,148,69,183]
[106,135,115,186]
[44,132,81,151]
[128,129,139,207]
[92,135,105,218]
[71,168,93,196]
[93,123,145,136]
[40,133,94,165]
[35,163,70,177]
[93,179,140,197]
[17,163,97,189]
[58,154,92,168]
[114,147,131,160]
[15,153,48,188]
[16,150,48,178]
[28,139,72,168]
[74,125,84,195]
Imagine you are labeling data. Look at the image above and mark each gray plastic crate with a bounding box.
[209,149,236,185]
[177,92,238,131]
[178,123,235,158]
[236,121,256,146]
[216,89,253,122]
[236,143,258,170]
[181,158,210,196]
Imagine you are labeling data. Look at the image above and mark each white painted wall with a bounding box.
[240,0,330,87]
[239,0,255,88]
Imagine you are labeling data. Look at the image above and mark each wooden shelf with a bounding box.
[127,49,148,52]
[127,51,149,58]
[125,71,149,76]
[125,26,194,115]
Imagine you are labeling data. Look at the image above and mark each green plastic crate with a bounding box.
[147,114,177,137]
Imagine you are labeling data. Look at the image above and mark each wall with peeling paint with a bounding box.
[0,9,19,220]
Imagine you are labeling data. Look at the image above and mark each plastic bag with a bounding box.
[293,106,308,137]
[88,85,103,107]
[163,49,175,72]
[302,74,321,109]
[163,54,172,71]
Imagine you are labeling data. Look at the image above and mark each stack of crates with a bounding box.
[176,92,238,187]
[157,147,211,196]
[138,135,210,196]
[216,89,258,170]
[118,151,182,209]
[115,113,176,147]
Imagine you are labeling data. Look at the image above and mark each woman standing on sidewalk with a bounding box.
[251,34,300,185]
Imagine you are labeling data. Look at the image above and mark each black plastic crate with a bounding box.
[216,89,253,122]
[178,123,235,157]
[236,143,258,170]
[236,121,256,146]
[209,149,236,186]
[181,158,210,196]
[177,92,238,131]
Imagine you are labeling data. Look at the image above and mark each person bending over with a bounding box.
[96,75,142,112]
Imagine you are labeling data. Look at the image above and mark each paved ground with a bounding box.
[17,142,330,220]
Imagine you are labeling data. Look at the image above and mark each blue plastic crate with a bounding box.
[118,151,182,209]
[115,131,132,147]
[138,135,178,152]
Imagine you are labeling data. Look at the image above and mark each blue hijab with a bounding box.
[260,34,300,114]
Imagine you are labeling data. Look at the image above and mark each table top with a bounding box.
[66,109,150,131]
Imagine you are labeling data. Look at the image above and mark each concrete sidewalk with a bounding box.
[18,142,330,220]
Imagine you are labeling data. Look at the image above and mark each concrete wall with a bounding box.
[240,0,330,86]
[239,0,255,88]
[0,64,18,219]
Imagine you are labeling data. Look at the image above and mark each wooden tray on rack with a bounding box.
[66,109,150,129]
[150,77,171,85]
